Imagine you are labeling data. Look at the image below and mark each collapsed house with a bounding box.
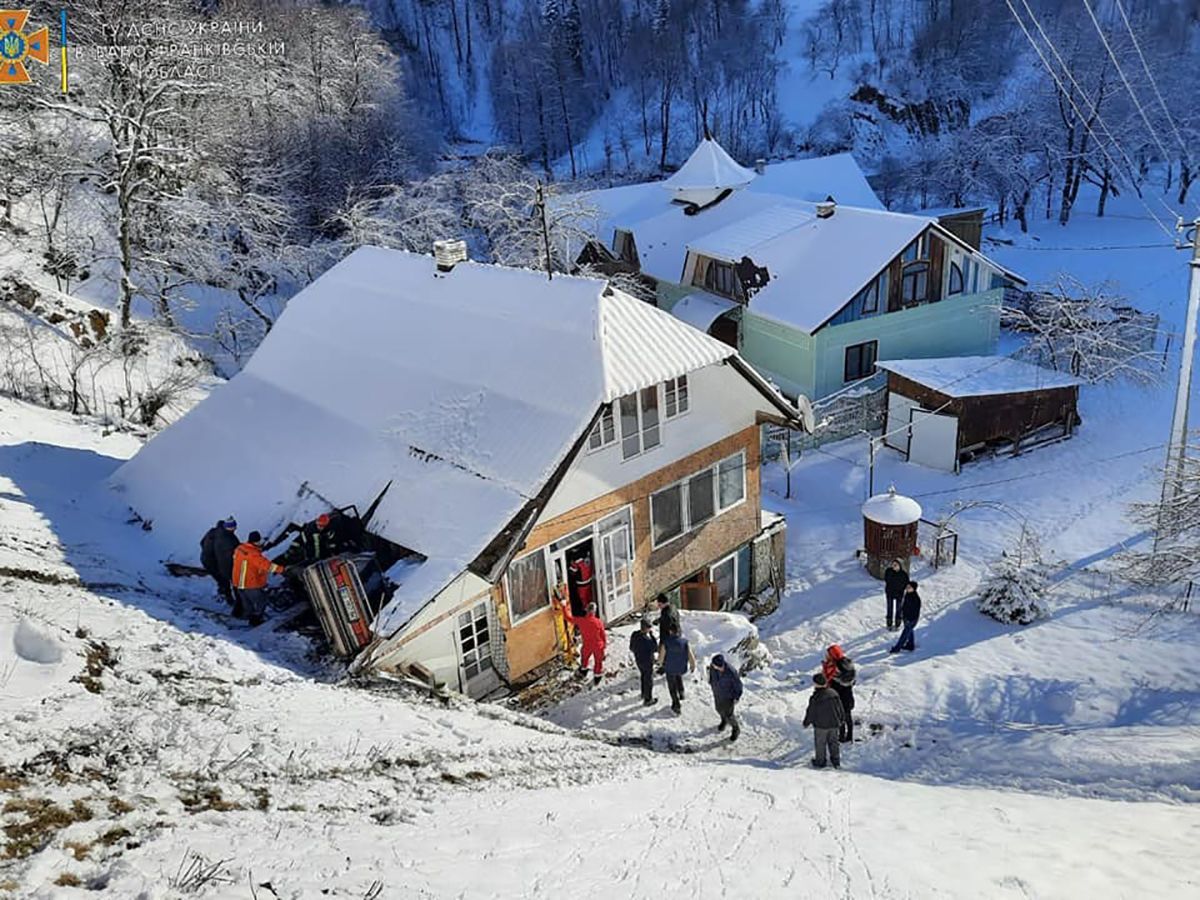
[112,247,811,697]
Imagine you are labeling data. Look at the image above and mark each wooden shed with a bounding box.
[861,487,922,579]
[879,357,1081,472]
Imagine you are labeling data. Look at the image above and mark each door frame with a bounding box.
[599,523,634,621]
[455,597,501,697]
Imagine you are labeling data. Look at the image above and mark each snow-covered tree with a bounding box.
[1002,276,1161,385]
[975,548,1050,625]
[1124,440,1200,586]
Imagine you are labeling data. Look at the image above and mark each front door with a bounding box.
[599,525,634,622]
[457,600,500,697]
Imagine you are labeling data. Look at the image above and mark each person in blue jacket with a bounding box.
[707,654,743,742]
[890,581,922,653]
[628,616,659,706]
[656,630,696,715]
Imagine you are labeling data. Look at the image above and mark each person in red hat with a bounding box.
[299,512,336,563]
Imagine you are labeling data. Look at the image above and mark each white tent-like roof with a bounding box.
[112,248,761,636]
[661,137,757,206]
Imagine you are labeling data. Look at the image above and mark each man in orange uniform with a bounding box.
[231,530,285,626]
[574,602,607,687]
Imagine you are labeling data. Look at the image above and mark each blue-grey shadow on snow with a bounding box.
[0,442,327,677]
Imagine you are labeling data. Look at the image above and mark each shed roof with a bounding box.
[671,292,739,332]
[862,489,922,526]
[112,248,749,636]
[661,138,756,205]
[877,357,1082,399]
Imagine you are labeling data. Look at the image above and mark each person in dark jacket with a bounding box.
[884,559,908,630]
[200,518,239,603]
[707,654,743,742]
[890,581,922,653]
[655,594,680,639]
[803,673,846,768]
[629,616,659,706]
[823,644,857,743]
[656,630,696,715]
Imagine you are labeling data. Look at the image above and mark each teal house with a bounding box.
[574,139,1025,401]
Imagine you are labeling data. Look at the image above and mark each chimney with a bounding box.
[754,158,766,175]
[433,239,468,272]
[816,200,836,219]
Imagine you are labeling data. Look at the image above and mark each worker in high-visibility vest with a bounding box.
[551,583,577,668]
[231,530,285,626]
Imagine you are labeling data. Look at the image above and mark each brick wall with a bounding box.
[496,425,761,681]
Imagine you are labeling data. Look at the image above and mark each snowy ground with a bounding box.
[2,187,1200,895]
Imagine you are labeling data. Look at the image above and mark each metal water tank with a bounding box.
[861,486,922,579]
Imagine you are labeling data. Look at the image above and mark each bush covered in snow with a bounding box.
[975,551,1050,625]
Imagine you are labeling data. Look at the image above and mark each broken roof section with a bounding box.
[661,137,757,207]
[112,247,758,636]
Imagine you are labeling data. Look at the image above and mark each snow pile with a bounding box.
[975,552,1050,625]
[12,618,63,665]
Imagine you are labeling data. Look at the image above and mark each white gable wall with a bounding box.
[538,361,766,523]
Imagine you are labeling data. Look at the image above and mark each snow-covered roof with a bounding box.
[112,248,745,636]
[738,205,933,333]
[751,153,881,209]
[671,293,739,332]
[877,357,1082,398]
[862,489,922,526]
[661,138,757,206]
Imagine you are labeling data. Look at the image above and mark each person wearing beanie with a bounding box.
[231,530,285,626]
[707,654,744,742]
[199,517,239,604]
[884,559,908,630]
[803,672,846,769]
[629,616,659,706]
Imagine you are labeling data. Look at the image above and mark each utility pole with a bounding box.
[536,180,553,281]
[1162,217,1200,508]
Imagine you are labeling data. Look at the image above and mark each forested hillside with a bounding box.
[1,0,1198,390]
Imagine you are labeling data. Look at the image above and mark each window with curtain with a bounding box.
[506,550,549,623]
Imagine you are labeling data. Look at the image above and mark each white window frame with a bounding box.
[664,375,690,420]
[587,403,617,453]
[505,548,552,626]
[709,552,738,611]
[649,451,748,550]
[619,386,662,461]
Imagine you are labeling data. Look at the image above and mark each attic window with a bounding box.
[901,262,929,305]
[948,261,964,296]
[619,387,661,460]
[704,260,738,298]
[664,375,689,418]
[587,404,616,452]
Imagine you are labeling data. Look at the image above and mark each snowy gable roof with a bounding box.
[661,138,757,205]
[877,357,1082,398]
[741,205,933,333]
[112,248,739,634]
[751,153,882,209]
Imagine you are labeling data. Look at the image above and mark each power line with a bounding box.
[1005,0,1178,240]
[1079,0,1178,194]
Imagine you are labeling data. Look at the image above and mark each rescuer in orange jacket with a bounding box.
[231,530,285,626]
[574,602,607,686]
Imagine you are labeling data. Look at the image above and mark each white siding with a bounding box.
[538,362,764,523]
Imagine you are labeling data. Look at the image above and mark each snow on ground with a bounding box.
[2,186,1200,895]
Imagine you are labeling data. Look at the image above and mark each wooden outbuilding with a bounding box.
[861,487,922,579]
[879,356,1081,472]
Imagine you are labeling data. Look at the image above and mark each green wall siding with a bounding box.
[742,288,1002,400]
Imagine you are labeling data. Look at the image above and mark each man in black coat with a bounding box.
[884,559,908,630]
[200,518,239,604]
[707,654,743,742]
[803,673,846,768]
[655,595,680,639]
[628,616,659,706]
[890,581,922,653]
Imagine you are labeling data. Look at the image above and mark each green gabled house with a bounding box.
[572,139,1025,402]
